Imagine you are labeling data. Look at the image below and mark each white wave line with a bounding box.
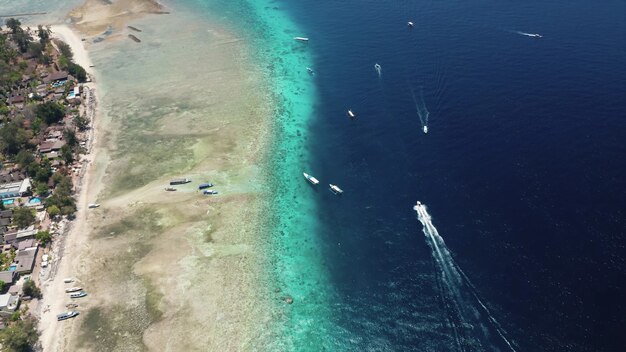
[414,202,517,352]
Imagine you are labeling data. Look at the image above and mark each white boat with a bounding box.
[423,126,428,134]
[63,278,74,283]
[374,63,381,76]
[413,201,422,211]
[303,172,319,185]
[294,37,309,42]
[70,291,87,299]
[306,67,314,74]
[88,203,100,209]
[347,110,356,118]
[407,21,415,28]
[57,311,79,321]
[65,287,82,293]
[329,184,343,195]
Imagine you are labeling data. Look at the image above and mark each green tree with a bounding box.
[11,28,32,53]
[12,207,35,228]
[0,279,5,292]
[37,25,50,45]
[47,205,60,218]
[34,182,49,196]
[35,230,52,246]
[73,114,89,131]
[60,144,73,164]
[5,18,21,34]
[67,62,86,82]
[0,317,38,352]
[22,280,41,298]
[57,41,73,59]
[15,150,35,170]
[0,122,30,156]
[35,101,65,124]
[64,128,78,147]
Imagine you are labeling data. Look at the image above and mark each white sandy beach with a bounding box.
[38,24,105,352]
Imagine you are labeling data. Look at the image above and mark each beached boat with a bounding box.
[329,184,343,195]
[57,311,79,321]
[198,183,214,190]
[203,190,219,195]
[303,172,320,185]
[294,37,309,42]
[169,178,191,185]
[63,278,74,283]
[347,110,356,118]
[88,203,100,208]
[65,303,78,309]
[70,291,87,299]
[165,187,176,191]
[65,287,82,293]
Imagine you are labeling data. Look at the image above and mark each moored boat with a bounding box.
[169,178,191,185]
[347,110,356,118]
[70,291,87,299]
[303,172,320,185]
[294,37,309,42]
[57,311,79,321]
[408,21,415,28]
[329,184,343,194]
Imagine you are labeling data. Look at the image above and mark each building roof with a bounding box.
[0,178,31,199]
[17,239,35,250]
[0,210,13,219]
[0,271,16,284]
[16,226,36,240]
[15,246,38,274]
[39,140,66,153]
[7,95,25,105]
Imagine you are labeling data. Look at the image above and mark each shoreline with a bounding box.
[37,24,105,352]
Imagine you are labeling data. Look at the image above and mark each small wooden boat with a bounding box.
[329,184,344,195]
[294,37,309,42]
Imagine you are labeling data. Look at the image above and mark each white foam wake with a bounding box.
[414,202,517,352]
[410,87,429,134]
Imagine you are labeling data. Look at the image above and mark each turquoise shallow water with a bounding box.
[184,0,337,348]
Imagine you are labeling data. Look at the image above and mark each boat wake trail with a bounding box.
[410,86,429,134]
[374,63,382,78]
[414,202,517,352]
[512,30,542,38]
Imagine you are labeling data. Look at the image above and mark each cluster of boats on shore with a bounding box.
[165,178,219,195]
[57,278,87,321]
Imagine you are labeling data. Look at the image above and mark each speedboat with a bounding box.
[374,63,381,73]
[530,33,542,38]
[329,184,343,195]
[413,201,422,211]
[294,37,309,42]
[347,110,356,118]
[65,287,82,293]
[303,172,320,185]
[70,291,87,299]
[306,67,314,74]
[203,190,219,195]
[407,21,415,28]
[57,311,79,321]
[423,126,428,134]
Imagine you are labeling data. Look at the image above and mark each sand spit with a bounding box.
[68,0,165,36]
[38,1,279,351]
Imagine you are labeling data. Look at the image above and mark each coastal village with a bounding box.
[0,19,94,349]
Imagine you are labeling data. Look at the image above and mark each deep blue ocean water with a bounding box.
[271,0,625,351]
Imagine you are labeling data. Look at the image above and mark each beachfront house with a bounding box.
[0,293,19,317]
[0,178,31,199]
[14,246,38,275]
[0,271,18,293]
